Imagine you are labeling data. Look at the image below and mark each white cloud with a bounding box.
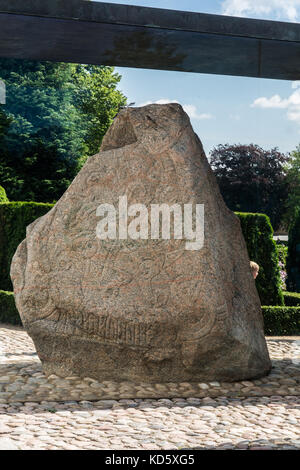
[251,85,300,127]
[251,94,289,109]
[137,99,213,120]
[221,0,300,21]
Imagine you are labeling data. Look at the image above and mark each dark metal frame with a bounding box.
[0,0,300,80]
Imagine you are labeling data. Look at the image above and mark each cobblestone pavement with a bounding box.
[1,397,300,450]
[0,324,300,450]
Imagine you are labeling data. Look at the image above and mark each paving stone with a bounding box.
[0,325,300,450]
[0,437,19,450]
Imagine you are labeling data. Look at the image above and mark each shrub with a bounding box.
[286,210,300,292]
[276,243,288,290]
[275,239,288,247]
[283,291,300,306]
[0,290,21,325]
[262,306,300,335]
[0,185,8,203]
[236,212,284,306]
[0,201,54,291]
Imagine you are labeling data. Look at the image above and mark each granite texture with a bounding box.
[10,103,271,383]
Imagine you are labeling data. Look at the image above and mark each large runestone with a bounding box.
[11,103,271,383]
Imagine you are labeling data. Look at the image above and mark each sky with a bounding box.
[95,0,300,156]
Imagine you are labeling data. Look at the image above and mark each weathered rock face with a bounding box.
[11,103,271,383]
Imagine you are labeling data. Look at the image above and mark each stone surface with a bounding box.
[11,103,271,383]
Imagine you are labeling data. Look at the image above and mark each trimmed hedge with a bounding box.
[262,306,300,335]
[235,212,284,306]
[0,202,54,291]
[0,185,8,203]
[283,291,300,307]
[0,290,21,325]
[287,210,300,293]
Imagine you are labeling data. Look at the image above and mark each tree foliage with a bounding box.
[210,144,289,231]
[72,64,127,158]
[0,59,126,202]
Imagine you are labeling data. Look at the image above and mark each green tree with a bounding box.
[0,59,126,202]
[72,64,127,159]
[210,144,289,231]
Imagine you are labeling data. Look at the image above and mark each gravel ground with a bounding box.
[0,324,299,450]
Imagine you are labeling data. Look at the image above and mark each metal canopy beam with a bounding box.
[0,0,300,80]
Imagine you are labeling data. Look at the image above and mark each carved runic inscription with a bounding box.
[70,312,155,348]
